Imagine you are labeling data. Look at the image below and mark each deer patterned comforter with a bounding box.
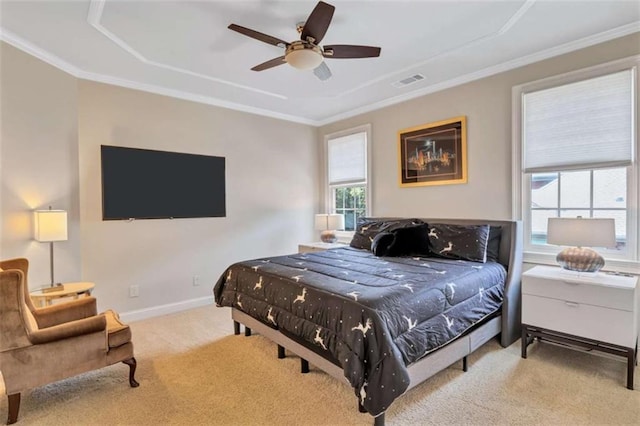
[214,246,506,416]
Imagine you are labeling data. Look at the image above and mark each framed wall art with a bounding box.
[398,116,467,187]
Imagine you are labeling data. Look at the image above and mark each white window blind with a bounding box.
[328,132,366,185]
[523,69,633,173]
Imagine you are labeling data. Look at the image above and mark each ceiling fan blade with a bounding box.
[313,62,332,81]
[323,45,381,59]
[301,1,335,44]
[228,24,289,48]
[251,56,286,71]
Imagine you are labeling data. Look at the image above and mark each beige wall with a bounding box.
[77,82,318,313]
[3,32,639,315]
[1,41,318,315]
[0,43,82,286]
[319,33,640,221]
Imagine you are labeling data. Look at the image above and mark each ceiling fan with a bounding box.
[228,1,381,81]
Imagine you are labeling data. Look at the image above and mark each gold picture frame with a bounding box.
[398,116,467,187]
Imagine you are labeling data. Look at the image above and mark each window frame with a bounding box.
[323,124,372,240]
[512,56,639,273]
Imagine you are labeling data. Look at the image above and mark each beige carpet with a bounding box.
[2,305,639,425]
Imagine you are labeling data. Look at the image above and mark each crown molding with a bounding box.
[77,70,318,125]
[0,27,81,77]
[87,0,286,100]
[316,22,640,126]
[2,15,638,128]
[0,27,316,126]
[337,0,537,99]
[498,0,536,35]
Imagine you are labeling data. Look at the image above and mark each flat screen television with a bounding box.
[101,145,226,220]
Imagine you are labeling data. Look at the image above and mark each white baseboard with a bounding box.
[120,295,214,323]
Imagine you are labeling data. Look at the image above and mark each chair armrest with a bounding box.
[32,297,98,329]
[28,315,107,345]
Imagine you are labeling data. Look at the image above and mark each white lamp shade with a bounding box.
[547,217,615,248]
[314,214,345,231]
[34,210,68,242]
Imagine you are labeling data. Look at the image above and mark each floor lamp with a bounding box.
[34,207,68,290]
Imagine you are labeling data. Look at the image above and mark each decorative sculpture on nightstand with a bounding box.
[547,217,616,272]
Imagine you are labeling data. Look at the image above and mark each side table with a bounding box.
[298,242,346,254]
[30,282,96,308]
[521,265,638,389]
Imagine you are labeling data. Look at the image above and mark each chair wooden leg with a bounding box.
[122,357,140,388]
[7,393,20,425]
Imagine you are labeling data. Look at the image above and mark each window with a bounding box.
[324,125,372,232]
[513,57,638,269]
[530,169,627,250]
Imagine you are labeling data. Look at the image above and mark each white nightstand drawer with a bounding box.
[522,294,635,347]
[522,275,634,312]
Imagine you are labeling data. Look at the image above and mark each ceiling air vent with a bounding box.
[392,74,425,88]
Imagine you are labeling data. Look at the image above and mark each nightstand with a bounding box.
[298,242,346,253]
[521,265,638,389]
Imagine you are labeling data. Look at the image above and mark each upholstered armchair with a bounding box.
[0,258,138,424]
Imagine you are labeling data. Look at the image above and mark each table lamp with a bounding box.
[547,217,616,273]
[315,213,345,243]
[34,207,68,289]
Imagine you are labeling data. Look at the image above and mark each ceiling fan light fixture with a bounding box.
[285,42,323,70]
[229,1,380,79]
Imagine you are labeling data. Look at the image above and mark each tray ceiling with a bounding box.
[1,0,638,125]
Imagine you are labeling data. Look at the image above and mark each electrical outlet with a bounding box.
[193,275,201,286]
[129,285,139,298]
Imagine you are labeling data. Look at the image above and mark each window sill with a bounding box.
[334,230,354,244]
[524,251,639,275]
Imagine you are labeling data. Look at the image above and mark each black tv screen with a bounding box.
[101,145,225,220]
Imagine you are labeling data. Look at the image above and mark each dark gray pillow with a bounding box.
[371,223,431,257]
[350,217,425,251]
[371,232,395,256]
[428,224,490,263]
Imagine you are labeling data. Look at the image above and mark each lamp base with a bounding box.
[556,247,605,273]
[42,283,65,293]
[320,230,337,243]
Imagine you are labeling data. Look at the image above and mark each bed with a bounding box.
[214,218,523,425]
